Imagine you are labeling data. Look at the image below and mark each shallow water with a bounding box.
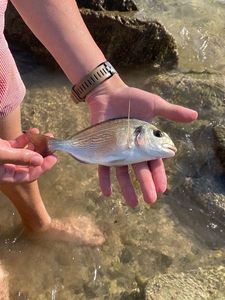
[0,0,225,299]
[137,0,225,73]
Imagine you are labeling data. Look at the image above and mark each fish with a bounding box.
[27,118,177,166]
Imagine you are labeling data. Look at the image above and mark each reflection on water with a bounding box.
[137,0,225,73]
[0,0,225,298]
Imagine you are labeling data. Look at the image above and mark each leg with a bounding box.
[0,263,9,300]
[0,106,51,232]
[0,106,105,245]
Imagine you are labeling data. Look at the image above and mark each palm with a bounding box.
[87,86,197,207]
[89,87,156,124]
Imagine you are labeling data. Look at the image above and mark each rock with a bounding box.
[170,173,225,248]
[143,72,225,119]
[139,72,225,245]
[170,123,225,224]
[120,247,133,264]
[5,3,178,68]
[167,123,225,247]
[76,0,138,11]
[213,126,225,171]
[104,0,138,11]
[77,0,105,10]
[80,10,178,67]
[145,266,225,300]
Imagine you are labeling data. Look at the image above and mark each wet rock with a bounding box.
[168,123,225,247]
[120,247,133,264]
[5,3,178,68]
[80,10,177,67]
[170,174,225,248]
[77,0,105,10]
[143,72,225,119]
[11,291,29,300]
[213,125,225,170]
[145,266,225,300]
[139,71,225,245]
[105,0,138,11]
[120,289,143,300]
[76,0,138,11]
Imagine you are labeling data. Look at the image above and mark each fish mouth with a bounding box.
[164,144,177,155]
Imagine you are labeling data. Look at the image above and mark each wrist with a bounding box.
[85,73,126,103]
[71,61,126,104]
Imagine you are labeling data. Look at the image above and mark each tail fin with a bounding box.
[27,131,53,157]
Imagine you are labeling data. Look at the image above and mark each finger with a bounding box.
[11,155,57,182]
[9,128,40,148]
[133,162,157,204]
[28,155,57,181]
[0,154,57,183]
[9,133,30,148]
[0,148,44,166]
[0,164,30,183]
[98,165,112,197]
[39,155,57,172]
[155,98,198,122]
[13,167,31,183]
[0,164,17,183]
[148,159,167,193]
[27,128,41,151]
[116,166,138,208]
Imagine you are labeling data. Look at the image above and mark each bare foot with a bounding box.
[26,216,105,246]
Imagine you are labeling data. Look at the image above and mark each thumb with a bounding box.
[154,97,198,122]
[0,148,44,166]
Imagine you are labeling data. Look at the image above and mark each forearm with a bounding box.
[0,106,22,139]
[11,0,106,84]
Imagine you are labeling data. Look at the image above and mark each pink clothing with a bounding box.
[0,0,25,117]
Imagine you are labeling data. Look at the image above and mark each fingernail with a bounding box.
[30,155,43,166]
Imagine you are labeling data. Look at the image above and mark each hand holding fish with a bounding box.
[28,76,197,207]
[0,129,57,183]
[86,75,198,207]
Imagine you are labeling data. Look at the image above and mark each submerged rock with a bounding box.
[5,3,178,68]
[145,266,225,300]
[140,72,225,245]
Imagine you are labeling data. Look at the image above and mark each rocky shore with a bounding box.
[20,70,225,298]
[5,1,178,68]
[145,266,225,299]
[3,1,225,298]
[76,0,138,11]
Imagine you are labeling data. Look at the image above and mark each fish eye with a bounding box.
[153,129,163,138]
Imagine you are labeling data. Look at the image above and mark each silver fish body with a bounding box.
[30,119,177,166]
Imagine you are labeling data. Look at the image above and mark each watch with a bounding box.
[71,61,117,103]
